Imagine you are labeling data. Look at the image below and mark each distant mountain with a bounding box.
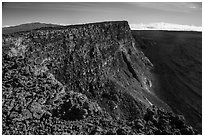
[2,22,61,34]
[130,22,202,32]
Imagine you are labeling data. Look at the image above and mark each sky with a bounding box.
[2,2,202,27]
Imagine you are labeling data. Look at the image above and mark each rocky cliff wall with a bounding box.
[2,21,197,135]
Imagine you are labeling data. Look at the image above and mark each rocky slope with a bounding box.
[2,21,199,135]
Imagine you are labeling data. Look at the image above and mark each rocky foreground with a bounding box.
[2,21,199,135]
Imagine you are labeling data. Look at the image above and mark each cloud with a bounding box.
[133,2,202,13]
[130,22,202,31]
[3,2,201,13]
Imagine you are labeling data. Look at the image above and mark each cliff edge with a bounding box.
[2,21,198,135]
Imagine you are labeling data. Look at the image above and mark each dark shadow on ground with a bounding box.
[132,30,202,132]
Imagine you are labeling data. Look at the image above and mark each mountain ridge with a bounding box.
[3,22,202,35]
[2,22,60,34]
[2,20,200,135]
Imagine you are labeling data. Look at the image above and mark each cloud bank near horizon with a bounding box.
[130,22,202,31]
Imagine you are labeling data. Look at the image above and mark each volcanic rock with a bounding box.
[2,21,198,135]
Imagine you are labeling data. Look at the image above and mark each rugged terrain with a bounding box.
[2,21,200,134]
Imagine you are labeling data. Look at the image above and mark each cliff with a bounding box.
[2,21,198,135]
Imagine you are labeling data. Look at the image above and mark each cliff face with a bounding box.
[2,21,197,135]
